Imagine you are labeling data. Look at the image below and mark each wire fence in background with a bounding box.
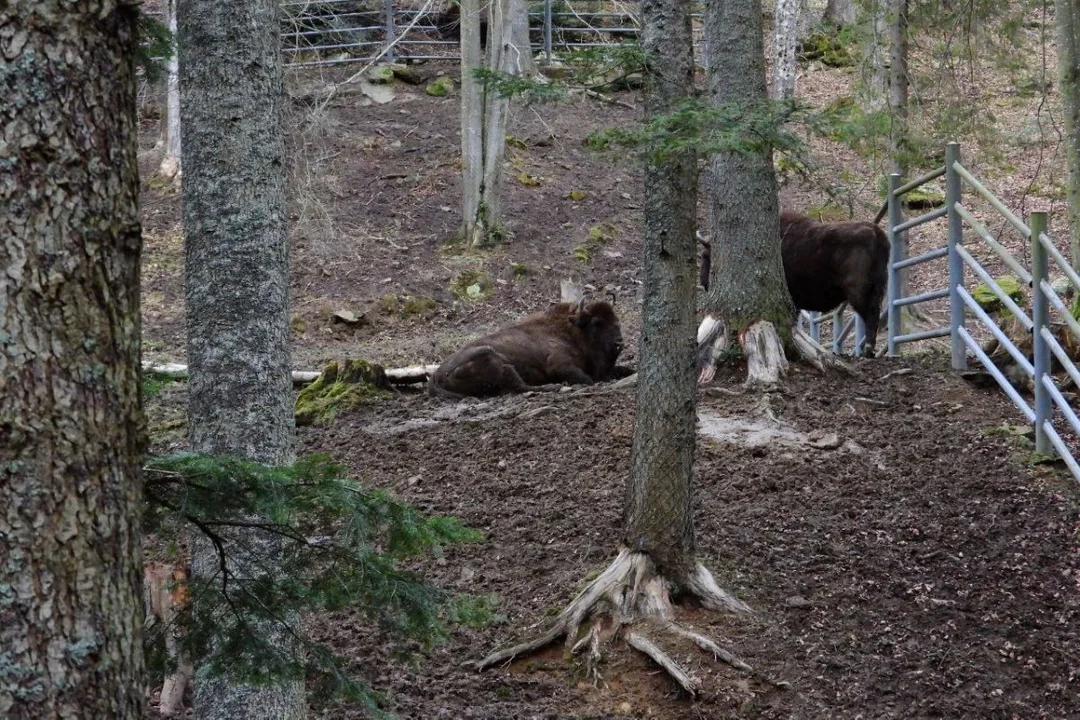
[277,0,708,68]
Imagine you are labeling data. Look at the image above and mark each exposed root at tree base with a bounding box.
[696,315,855,386]
[472,549,786,695]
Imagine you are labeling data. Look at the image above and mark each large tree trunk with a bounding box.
[622,0,701,580]
[475,0,758,691]
[460,0,515,246]
[177,0,304,717]
[704,0,795,372]
[0,2,145,717]
[509,0,537,77]
[159,0,182,181]
[1058,0,1080,269]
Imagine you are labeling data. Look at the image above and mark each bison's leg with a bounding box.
[430,346,530,398]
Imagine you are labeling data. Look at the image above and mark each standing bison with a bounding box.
[428,297,627,399]
[700,211,889,356]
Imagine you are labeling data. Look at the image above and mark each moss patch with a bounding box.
[450,269,495,301]
[294,359,391,427]
[806,203,850,222]
[426,76,454,97]
[972,275,1025,313]
[903,187,946,210]
[797,30,855,68]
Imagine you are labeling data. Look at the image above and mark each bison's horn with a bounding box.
[576,296,587,313]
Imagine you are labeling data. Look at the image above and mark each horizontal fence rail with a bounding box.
[885,141,1080,482]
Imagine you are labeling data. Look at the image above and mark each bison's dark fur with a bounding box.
[428,299,626,399]
[700,211,889,355]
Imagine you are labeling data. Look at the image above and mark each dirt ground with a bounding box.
[138,53,1080,719]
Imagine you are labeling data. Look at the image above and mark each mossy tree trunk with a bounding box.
[0,2,146,716]
[178,0,304,717]
[1058,0,1080,269]
[704,0,795,356]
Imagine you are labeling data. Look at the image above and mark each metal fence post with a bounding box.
[886,172,903,356]
[832,307,843,355]
[544,0,553,65]
[1030,211,1053,456]
[810,311,820,343]
[945,141,967,370]
[383,0,395,62]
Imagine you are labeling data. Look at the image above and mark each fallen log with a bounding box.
[142,362,440,386]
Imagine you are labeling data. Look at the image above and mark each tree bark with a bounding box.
[508,0,537,77]
[0,2,145,717]
[774,0,799,99]
[704,0,795,337]
[622,0,699,579]
[887,0,908,176]
[857,0,889,113]
[159,0,182,180]
[1058,0,1080,269]
[824,0,856,27]
[460,0,516,246]
[177,0,304,717]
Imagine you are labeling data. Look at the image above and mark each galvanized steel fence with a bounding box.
[279,0,704,68]
[883,141,1080,482]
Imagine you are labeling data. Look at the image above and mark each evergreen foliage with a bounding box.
[135,11,174,83]
[144,453,493,713]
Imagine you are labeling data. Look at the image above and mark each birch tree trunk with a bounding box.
[0,2,145,717]
[460,0,516,246]
[159,0,182,180]
[622,0,701,578]
[1058,0,1080,268]
[774,0,799,100]
[177,0,304,717]
[705,0,795,338]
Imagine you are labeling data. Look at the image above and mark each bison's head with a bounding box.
[569,298,624,379]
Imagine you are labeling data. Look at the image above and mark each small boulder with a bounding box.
[426,76,454,97]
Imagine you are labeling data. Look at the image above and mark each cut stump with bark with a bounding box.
[473,549,785,694]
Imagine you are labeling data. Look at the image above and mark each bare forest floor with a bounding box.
[140,43,1080,719]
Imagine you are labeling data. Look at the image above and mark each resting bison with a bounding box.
[428,298,627,399]
[699,211,889,355]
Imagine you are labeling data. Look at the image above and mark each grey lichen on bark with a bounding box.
[0,1,146,717]
[178,0,305,716]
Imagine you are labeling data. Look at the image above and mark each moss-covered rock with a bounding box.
[972,275,1025,313]
[426,76,454,97]
[903,187,946,210]
[797,30,855,68]
[365,63,395,83]
[805,203,849,222]
[294,359,391,427]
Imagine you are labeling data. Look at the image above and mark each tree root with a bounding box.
[473,549,776,695]
[743,321,789,388]
[696,315,856,386]
[791,327,855,375]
